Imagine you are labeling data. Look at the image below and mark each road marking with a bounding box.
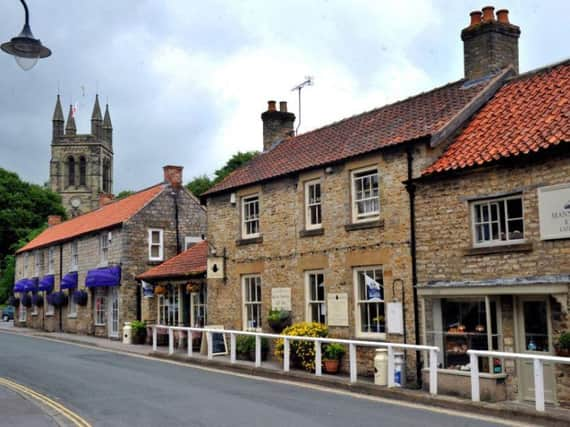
[0,331,532,426]
[0,377,91,427]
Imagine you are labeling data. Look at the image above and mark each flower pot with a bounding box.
[323,359,340,374]
[132,330,147,345]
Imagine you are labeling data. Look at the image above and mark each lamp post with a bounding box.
[1,0,51,70]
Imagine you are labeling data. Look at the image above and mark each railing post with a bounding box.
[283,338,290,372]
[230,333,236,364]
[187,329,193,357]
[168,328,174,355]
[207,331,213,360]
[152,326,157,352]
[349,343,357,383]
[429,349,438,395]
[387,346,395,388]
[534,358,545,412]
[315,341,322,376]
[255,335,262,367]
[470,353,480,402]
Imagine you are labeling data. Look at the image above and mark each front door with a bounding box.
[108,287,119,338]
[517,296,556,403]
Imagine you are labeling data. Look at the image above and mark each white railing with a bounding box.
[468,349,570,412]
[151,325,440,394]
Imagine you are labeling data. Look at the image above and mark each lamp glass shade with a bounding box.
[15,54,39,70]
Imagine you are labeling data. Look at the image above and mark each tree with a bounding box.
[185,175,213,197]
[116,190,135,200]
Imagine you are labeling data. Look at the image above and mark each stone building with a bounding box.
[12,166,207,339]
[415,60,570,405]
[49,94,114,217]
[201,6,521,381]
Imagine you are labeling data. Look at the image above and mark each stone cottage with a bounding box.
[415,60,570,405]
[201,6,522,382]
[12,166,207,339]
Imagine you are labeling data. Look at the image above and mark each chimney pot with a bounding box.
[496,9,509,24]
[469,11,483,26]
[99,193,115,207]
[267,100,276,112]
[163,165,183,189]
[482,6,495,21]
[47,215,62,227]
[279,101,287,112]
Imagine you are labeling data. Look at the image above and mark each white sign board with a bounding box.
[271,288,291,311]
[387,302,404,335]
[327,293,349,326]
[207,257,225,279]
[538,183,570,240]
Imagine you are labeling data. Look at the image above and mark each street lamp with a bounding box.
[1,0,51,70]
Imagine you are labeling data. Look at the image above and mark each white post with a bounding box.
[187,329,193,357]
[168,328,174,355]
[255,335,262,367]
[315,341,322,376]
[534,358,545,412]
[230,333,236,364]
[429,349,438,395]
[387,346,395,388]
[349,343,357,383]
[470,353,480,402]
[207,331,213,360]
[284,338,290,372]
[152,326,157,352]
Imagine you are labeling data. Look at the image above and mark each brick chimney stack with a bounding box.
[99,193,115,207]
[261,100,296,151]
[461,6,521,80]
[47,215,62,227]
[163,165,183,189]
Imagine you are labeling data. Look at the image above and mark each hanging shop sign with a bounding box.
[538,182,570,240]
[271,288,291,311]
[327,293,349,326]
[207,256,225,279]
[387,302,404,335]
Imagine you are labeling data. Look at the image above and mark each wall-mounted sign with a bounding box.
[538,183,570,240]
[207,257,225,279]
[271,288,291,311]
[327,293,348,326]
[387,302,403,335]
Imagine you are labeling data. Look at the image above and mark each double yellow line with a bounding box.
[0,377,91,427]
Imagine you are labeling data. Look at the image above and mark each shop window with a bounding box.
[191,285,207,327]
[158,285,179,326]
[523,300,549,352]
[94,288,107,325]
[305,179,322,229]
[354,267,385,337]
[243,275,262,330]
[19,305,26,322]
[351,167,379,222]
[306,271,326,323]
[472,195,524,246]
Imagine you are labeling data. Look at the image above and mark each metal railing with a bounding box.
[468,349,570,412]
[151,325,440,394]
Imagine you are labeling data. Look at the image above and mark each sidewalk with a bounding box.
[0,384,61,426]
[2,322,569,427]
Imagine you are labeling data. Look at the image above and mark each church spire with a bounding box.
[52,95,64,139]
[103,103,113,144]
[65,105,76,135]
[91,94,102,138]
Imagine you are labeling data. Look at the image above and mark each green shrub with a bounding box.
[268,309,289,322]
[131,320,146,334]
[274,322,328,372]
[559,331,570,350]
[236,335,269,354]
[323,343,345,360]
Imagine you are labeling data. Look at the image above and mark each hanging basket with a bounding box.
[72,289,88,306]
[48,291,68,308]
[21,293,32,308]
[154,285,166,295]
[186,282,200,293]
[9,295,20,308]
[32,293,44,307]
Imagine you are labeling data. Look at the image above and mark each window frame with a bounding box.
[23,253,29,277]
[68,290,77,318]
[351,167,380,223]
[305,270,326,324]
[99,232,109,266]
[45,293,54,316]
[242,275,262,331]
[34,250,41,277]
[48,247,55,274]
[304,179,323,230]
[70,240,79,271]
[241,194,260,239]
[353,266,386,339]
[94,288,107,326]
[184,236,202,250]
[148,228,164,261]
[471,194,525,248]
[19,304,27,322]
[157,286,181,326]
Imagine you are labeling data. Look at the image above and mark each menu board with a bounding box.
[271,288,291,311]
[327,293,348,326]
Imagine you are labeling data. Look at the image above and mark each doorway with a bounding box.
[108,287,119,338]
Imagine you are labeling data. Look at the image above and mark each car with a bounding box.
[1,306,14,321]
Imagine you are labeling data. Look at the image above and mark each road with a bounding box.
[0,332,507,427]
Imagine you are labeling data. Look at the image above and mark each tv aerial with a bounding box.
[291,76,314,134]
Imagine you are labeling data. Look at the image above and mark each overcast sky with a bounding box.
[0,0,568,192]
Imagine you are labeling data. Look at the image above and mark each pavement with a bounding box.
[0,384,59,426]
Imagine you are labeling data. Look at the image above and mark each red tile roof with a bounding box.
[18,184,164,253]
[136,241,207,281]
[424,60,570,175]
[204,77,497,196]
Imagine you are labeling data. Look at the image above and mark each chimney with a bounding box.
[99,193,114,207]
[163,165,183,189]
[47,215,62,227]
[461,6,521,80]
[261,100,295,151]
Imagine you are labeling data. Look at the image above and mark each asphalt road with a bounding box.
[0,332,506,427]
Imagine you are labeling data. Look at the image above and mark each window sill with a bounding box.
[236,236,263,246]
[68,315,77,319]
[299,228,324,238]
[94,323,106,327]
[464,242,533,256]
[345,219,384,232]
[355,332,386,340]
[146,260,163,266]
[45,313,54,317]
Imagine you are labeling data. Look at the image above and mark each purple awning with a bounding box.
[61,271,78,290]
[22,278,38,292]
[39,275,55,292]
[13,279,26,293]
[86,266,121,288]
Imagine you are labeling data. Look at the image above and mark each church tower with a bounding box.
[49,95,114,217]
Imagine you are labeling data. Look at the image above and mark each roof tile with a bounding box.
[136,241,207,281]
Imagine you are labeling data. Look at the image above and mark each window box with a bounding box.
[345,219,384,232]
[299,228,325,238]
[236,236,263,246]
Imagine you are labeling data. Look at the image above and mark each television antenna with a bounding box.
[291,76,314,134]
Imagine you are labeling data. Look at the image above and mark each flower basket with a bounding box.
[49,291,68,308]
[9,295,20,308]
[275,322,329,372]
[322,343,345,374]
[32,294,44,307]
[73,290,88,306]
[21,293,32,308]
[131,320,147,345]
[154,285,166,295]
[267,310,292,333]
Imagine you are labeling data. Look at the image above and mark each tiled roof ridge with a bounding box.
[503,57,570,85]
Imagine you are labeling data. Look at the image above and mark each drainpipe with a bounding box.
[172,190,181,254]
[405,146,422,386]
[59,244,63,333]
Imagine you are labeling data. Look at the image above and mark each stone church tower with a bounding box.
[49,95,114,217]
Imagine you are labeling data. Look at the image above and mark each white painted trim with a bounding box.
[353,266,386,340]
[350,166,380,224]
[241,194,260,239]
[148,228,164,261]
[304,270,326,323]
[304,179,323,230]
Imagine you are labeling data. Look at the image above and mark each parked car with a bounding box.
[1,306,14,321]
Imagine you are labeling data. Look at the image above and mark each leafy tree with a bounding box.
[116,190,135,200]
[185,175,213,197]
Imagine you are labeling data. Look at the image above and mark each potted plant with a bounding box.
[322,343,345,374]
[21,293,32,308]
[72,289,88,306]
[32,293,44,307]
[267,310,291,333]
[236,335,269,361]
[131,320,147,345]
[556,331,570,357]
